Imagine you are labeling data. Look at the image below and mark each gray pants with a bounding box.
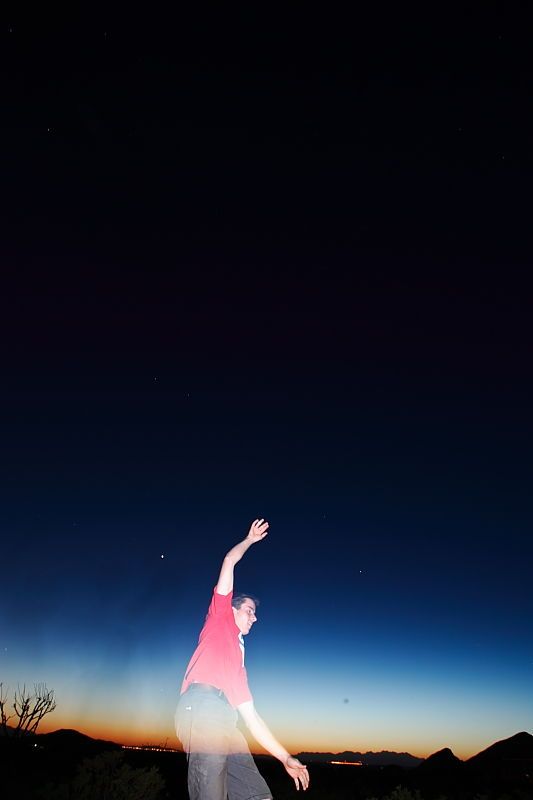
[175,685,273,800]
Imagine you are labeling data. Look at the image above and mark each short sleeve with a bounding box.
[208,586,233,618]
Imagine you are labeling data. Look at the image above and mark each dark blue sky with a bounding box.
[1,7,532,756]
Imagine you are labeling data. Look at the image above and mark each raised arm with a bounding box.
[215,518,269,596]
[237,701,310,791]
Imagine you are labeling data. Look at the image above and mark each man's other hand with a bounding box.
[284,756,310,791]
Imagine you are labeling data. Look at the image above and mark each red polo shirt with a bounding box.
[180,588,253,708]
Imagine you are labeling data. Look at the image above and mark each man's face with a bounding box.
[232,598,257,636]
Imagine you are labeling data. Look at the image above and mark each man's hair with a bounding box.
[232,593,260,610]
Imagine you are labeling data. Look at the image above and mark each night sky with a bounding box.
[2,9,532,759]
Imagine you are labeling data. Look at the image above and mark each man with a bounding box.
[175,518,310,799]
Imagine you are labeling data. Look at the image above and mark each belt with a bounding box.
[187,683,229,703]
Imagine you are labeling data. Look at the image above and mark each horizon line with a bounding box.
[35,725,532,762]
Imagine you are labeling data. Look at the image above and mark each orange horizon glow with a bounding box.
[37,714,485,761]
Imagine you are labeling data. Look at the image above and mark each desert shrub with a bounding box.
[40,750,165,800]
[367,788,425,800]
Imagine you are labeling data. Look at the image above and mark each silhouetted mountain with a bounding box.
[465,730,533,781]
[466,730,533,766]
[411,746,465,798]
[417,746,463,772]
[3,727,533,799]
[36,727,121,754]
[0,724,31,737]
[297,749,423,768]
[2,728,123,799]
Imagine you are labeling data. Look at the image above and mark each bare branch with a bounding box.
[0,682,14,731]
[4,681,57,737]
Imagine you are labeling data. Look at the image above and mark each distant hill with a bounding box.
[465,731,533,780]
[36,728,121,753]
[298,732,533,777]
[297,750,423,768]
[3,727,532,798]
[407,731,533,790]
[7,726,532,777]
[416,747,463,772]
[466,731,533,766]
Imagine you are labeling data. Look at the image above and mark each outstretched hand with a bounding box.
[284,756,310,791]
[246,518,269,544]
